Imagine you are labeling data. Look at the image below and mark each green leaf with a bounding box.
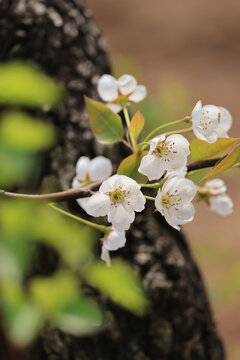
[129,111,145,141]
[54,297,104,336]
[1,282,42,347]
[117,152,148,183]
[201,143,240,181]
[0,144,35,187]
[85,97,123,144]
[0,111,56,152]
[190,137,240,161]
[85,260,148,315]
[30,272,79,316]
[0,62,64,107]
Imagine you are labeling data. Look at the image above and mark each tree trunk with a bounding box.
[0,1,225,359]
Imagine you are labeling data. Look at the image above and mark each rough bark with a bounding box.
[0,1,225,359]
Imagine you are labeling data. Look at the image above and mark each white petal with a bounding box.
[155,189,164,213]
[169,203,195,225]
[106,103,122,113]
[162,208,180,231]
[125,187,146,212]
[128,85,147,103]
[215,125,229,138]
[166,164,187,179]
[166,134,190,155]
[205,178,226,195]
[138,154,164,181]
[86,193,110,217]
[108,204,135,231]
[162,176,197,204]
[192,102,219,143]
[72,176,80,188]
[76,156,90,180]
[209,194,233,216]
[76,197,89,212]
[218,106,232,132]
[118,74,137,95]
[97,74,118,102]
[101,245,111,267]
[89,156,112,181]
[191,100,202,124]
[149,136,165,152]
[99,174,125,193]
[104,230,126,251]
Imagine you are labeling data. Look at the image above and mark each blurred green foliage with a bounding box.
[0,62,64,107]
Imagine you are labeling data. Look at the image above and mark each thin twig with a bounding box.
[0,181,102,202]
[0,158,222,203]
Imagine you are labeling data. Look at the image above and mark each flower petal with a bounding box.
[125,187,146,212]
[101,245,111,267]
[209,194,233,216]
[104,230,126,251]
[118,74,137,95]
[106,103,122,113]
[76,197,89,212]
[205,178,226,195]
[89,156,112,181]
[169,203,195,225]
[86,193,110,217]
[162,208,180,231]
[218,106,232,132]
[166,134,190,155]
[76,156,90,180]
[191,100,202,124]
[138,154,164,181]
[108,204,135,231]
[128,85,147,103]
[97,74,118,102]
[72,176,80,188]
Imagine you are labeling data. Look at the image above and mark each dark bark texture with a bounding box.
[0,1,225,359]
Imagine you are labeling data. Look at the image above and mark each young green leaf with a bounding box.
[129,111,145,142]
[0,112,56,152]
[1,282,42,347]
[54,297,104,336]
[85,97,123,144]
[190,137,239,161]
[85,260,148,315]
[0,62,64,107]
[117,152,148,183]
[201,143,240,181]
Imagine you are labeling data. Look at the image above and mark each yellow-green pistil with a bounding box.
[153,141,169,158]
[108,188,126,205]
[161,192,181,209]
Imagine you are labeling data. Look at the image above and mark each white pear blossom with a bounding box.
[101,229,126,267]
[202,178,233,216]
[191,100,232,143]
[138,134,190,181]
[155,176,197,230]
[205,178,227,195]
[209,194,233,216]
[72,156,112,211]
[97,74,147,113]
[86,174,146,231]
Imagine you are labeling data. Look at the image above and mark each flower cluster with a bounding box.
[97,74,147,113]
[69,73,236,265]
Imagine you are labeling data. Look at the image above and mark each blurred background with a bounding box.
[86,0,240,359]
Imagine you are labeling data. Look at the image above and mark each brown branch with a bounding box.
[187,157,222,172]
[0,158,223,203]
[0,181,102,202]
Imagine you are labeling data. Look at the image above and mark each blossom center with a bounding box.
[161,192,181,209]
[153,142,169,158]
[108,188,126,205]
